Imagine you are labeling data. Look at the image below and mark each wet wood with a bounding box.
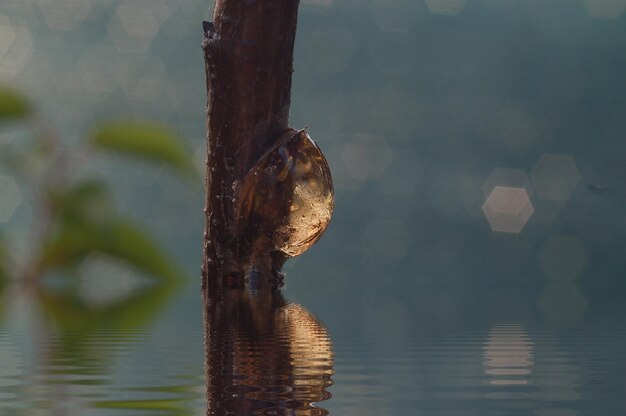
[204,288,333,415]
[201,0,301,296]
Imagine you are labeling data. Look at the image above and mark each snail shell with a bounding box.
[235,129,334,258]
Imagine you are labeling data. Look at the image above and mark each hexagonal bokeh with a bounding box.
[369,32,418,75]
[0,21,33,76]
[341,134,393,181]
[460,174,485,219]
[538,282,587,323]
[530,154,581,202]
[76,45,122,94]
[0,175,22,223]
[370,0,422,32]
[304,27,356,73]
[584,0,626,19]
[482,186,533,233]
[118,55,169,104]
[424,0,467,16]
[360,219,411,266]
[538,236,587,282]
[491,106,538,156]
[377,148,423,196]
[108,1,167,53]
[37,0,93,32]
[0,16,16,58]
[301,0,334,8]
[482,167,533,198]
[192,144,207,177]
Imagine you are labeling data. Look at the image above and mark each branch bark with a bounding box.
[201,0,301,296]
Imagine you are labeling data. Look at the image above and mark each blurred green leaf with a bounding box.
[38,219,182,283]
[91,121,196,180]
[49,180,116,227]
[35,264,182,382]
[37,271,181,331]
[0,236,6,320]
[99,221,183,283]
[0,233,7,286]
[0,86,31,122]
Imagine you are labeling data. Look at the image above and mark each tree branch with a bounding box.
[201,0,301,296]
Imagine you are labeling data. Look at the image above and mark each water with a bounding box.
[1,289,625,415]
[2,0,626,414]
[205,289,333,415]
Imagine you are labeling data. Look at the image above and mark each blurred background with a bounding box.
[1,0,626,415]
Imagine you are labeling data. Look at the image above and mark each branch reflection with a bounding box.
[205,286,333,415]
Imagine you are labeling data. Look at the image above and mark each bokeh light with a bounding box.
[424,0,467,16]
[530,154,581,202]
[376,148,423,196]
[76,45,123,95]
[304,27,355,73]
[482,186,534,233]
[583,0,626,19]
[119,56,169,105]
[108,1,167,53]
[490,106,538,156]
[0,18,33,76]
[483,324,533,386]
[0,175,22,223]
[538,282,587,323]
[482,167,533,197]
[340,134,393,182]
[79,253,152,306]
[369,32,418,75]
[538,236,587,282]
[301,0,334,9]
[37,0,93,32]
[360,219,411,267]
[370,0,421,32]
[0,16,16,58]
[537,236,588,323]
[0,0,624,414]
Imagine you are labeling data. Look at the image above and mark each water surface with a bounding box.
[1,285,625,415]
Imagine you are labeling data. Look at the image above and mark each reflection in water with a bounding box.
[204,287,333,415]
[532,331,580,415]
[484,324,534,386]
[482,324,582,415]
[483,324,534,402]
[0,276,189,415]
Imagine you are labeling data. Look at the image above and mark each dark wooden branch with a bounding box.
[201,0,301,296]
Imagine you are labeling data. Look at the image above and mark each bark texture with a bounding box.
[201,0,301,296]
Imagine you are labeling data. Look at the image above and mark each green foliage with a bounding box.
[48,180,116,227]
[34,260,181,387]
[0,86,192,407]
[38,220,182,283]
[0,85,193,286]
[0,233,7,285]
[0,86,31,122]
[91,121,197,180]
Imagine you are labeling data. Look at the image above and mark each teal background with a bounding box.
[1,0,626,414]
